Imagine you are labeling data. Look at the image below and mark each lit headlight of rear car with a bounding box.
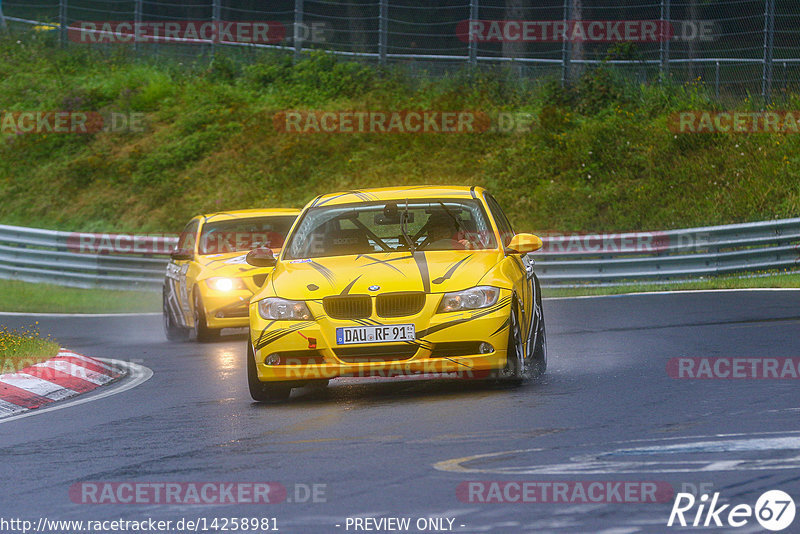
[206,277,245,291]
[258,298,313,321]
[437,286,500,313]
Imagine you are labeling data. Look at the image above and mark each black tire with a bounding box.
[528,316,547,379]
[163,289,189,341]
[526,289,547,379]
[498,304,525,386]
[193,290,219,342]
[247,340,292,402]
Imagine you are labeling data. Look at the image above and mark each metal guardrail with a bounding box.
[532,218,800,286]
[0,219,798,291]
[0,224,175,290]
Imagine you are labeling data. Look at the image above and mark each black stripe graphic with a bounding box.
[413,251,431,293]
[432,255,473,285]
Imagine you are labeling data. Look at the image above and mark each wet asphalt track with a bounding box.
[1,290,799,533]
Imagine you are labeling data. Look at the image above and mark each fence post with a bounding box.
[294,0,303,63]
[761,0,775,104]
[468,0,478,66]
[59,0,67,47]
[134,0,142,54]
[211,0,220,58]
[659,0,670,78]
[560,0,570,86]
[0,0,7,33]
[378,0,388,65]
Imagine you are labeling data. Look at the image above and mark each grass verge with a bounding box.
[542,271,800,298]
[0,324,60,373]
[0,279,160,313]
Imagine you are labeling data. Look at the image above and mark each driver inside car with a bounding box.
[423,211,474,250]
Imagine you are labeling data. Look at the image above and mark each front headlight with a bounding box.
[258,298,313,321]
[437,286,500,313]
[206,277,245,291]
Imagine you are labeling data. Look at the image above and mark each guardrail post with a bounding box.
[294,0,303,63]
[715,60,720,98]
[659,0,670,78]
[59,0,68,47]
[378,0,388,66]
[761,0,775,104]
[468,0,478,66]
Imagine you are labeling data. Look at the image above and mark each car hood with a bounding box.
[195,250,276,280]
[268,250,504,300]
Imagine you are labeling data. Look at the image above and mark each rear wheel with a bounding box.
[247,340,292,402]
[163,290,189,341]
[193,291,219,342]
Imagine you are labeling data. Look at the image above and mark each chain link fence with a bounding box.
[1,0,798,100]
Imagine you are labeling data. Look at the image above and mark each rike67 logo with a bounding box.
[668,490,796,531]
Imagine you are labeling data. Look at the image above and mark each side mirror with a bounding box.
[170,250,193,261]
[505,233,543,254]
[246,247,277,267]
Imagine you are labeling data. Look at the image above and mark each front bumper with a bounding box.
[201,288,253,329]
[248,291,513,382]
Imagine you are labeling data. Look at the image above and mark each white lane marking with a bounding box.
[0,399,25,416]
[55,350,118,374]
[0,358,152,424]
[34,360,111,385]
[606,436,800,456]
[0,312,160,317]
[0,373,76,400]
[433,433,800,475]
[545,287,800,301]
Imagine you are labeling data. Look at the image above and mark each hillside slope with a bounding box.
[1,34,798,234]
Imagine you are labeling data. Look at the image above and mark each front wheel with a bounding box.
[495,305,525,386]
[193,291,219,342]
[247,340,292,402]
[163,290,189,341]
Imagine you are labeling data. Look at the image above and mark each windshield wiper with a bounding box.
[438,201,469,236]
[400,198,415,253]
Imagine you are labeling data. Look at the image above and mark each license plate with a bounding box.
[336,324,415,345]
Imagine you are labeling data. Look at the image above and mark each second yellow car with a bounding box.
[163,208,300,341]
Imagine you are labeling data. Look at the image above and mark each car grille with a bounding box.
[333,344,419,363]
[376,292,425,318]
[323,295,372,319]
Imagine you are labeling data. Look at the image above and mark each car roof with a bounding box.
[201,208,301,223]
[309,185,488,208]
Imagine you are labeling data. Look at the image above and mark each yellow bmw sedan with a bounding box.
[163,208,300,342]
[245,186,546,401]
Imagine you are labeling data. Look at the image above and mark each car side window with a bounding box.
[484,194,515,247]
[177,220,199,255]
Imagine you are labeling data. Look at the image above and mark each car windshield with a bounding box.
[284,199,498,259]
[198,216,296,255]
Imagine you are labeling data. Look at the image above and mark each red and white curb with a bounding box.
[0,349,125,418]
